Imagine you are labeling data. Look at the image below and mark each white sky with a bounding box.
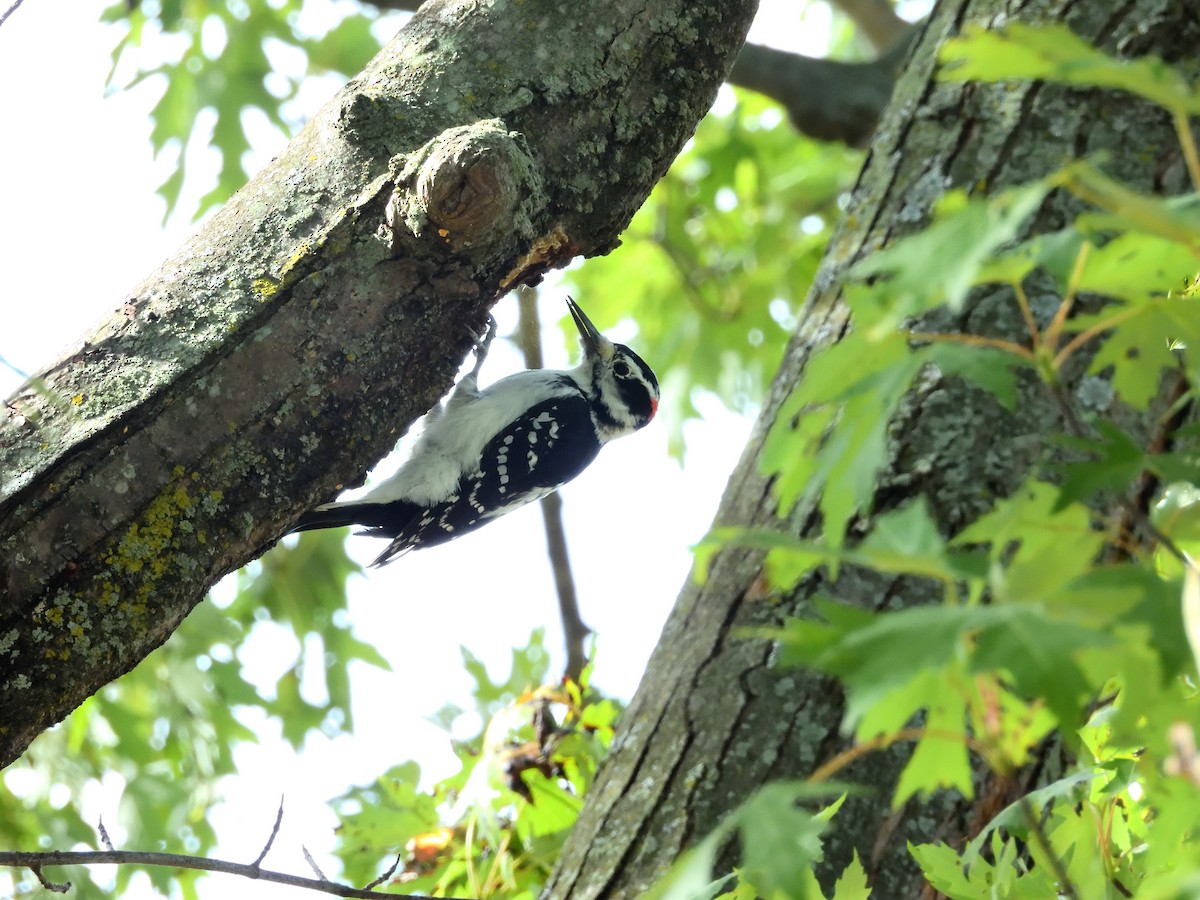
[0,0,844,896]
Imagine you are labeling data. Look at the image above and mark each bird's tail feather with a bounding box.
[290,500,418,534]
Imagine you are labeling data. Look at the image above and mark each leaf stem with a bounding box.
[1173,108,1200,195]
[1044,242,1090,352]
[906,330,1035,360]
[1052,304,1142,369]
[806,727,997,785]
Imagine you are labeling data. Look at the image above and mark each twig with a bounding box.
[96,818,115,852]
[363,853,403,891]
[0,850,443,899]
[0,0,26,30]
[250,797,285,868]
[0,352,31,381]
[516,289,591,683]
[301,844,329,881]
[29,864,70,893]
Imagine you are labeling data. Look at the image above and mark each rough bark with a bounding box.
[0,0,759,768]
[545,0,1198,897]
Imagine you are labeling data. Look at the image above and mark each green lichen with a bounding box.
[252,276,281,299]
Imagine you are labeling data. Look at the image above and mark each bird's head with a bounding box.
[567,296,660,441]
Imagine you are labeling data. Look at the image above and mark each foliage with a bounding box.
[10,5,858,898]
[0,531,377,899]
[564,89,861,454]
[18,6,1200,900]
[101,0,394,220]
[683,23,1200,899]
[330,642,619,897]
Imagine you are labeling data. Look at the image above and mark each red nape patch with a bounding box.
[650,397,659,419]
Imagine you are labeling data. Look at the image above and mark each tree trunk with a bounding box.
[0,0,758,768]
[545,0,1197,896]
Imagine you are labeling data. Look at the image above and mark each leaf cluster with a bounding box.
[0,531,381,899]
[101,0,390,220]
[330,637,620,898]
[683,23,1200,899]
[564,90,861,454]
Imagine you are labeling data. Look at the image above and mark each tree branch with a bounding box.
[0,850,447,900]
[827,0,912,51]
[515,291,590,683]
[728,42,898,147]
[0,0,758,768]
[0,0,26,30]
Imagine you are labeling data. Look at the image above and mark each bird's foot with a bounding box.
[468,314,498,377]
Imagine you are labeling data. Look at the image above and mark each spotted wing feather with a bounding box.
[364,393,600,565]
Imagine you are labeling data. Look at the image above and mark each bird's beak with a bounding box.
[566,296,614,361]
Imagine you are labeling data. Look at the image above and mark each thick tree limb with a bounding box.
[728,42,898,146]
[0,0,758,768]
[546,1,1196,897]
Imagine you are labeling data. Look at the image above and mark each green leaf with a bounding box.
[1069,163,1200,248]
[940,23,1200,115]
[975,226,1089,288]
[303,14,383,74]
[830,851,871,900]
[1074,232,1200,301]
[954,480,1103,605]
[849,181,1051,322]
[909,842,980,897]
[762,329,923,550]
[854,499,957,583]
[649,783,848,900]
[773,602,1108,729]
[1052,422,1148,509]
[924,343,1025,410]
[959,769,1099,874]
[1070,298,1198,409]
[738,783,834,899]
[890,671,974,806]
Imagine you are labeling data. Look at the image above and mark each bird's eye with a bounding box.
[613,360,631,377]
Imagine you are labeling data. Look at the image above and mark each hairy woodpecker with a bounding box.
[291,297,660,566]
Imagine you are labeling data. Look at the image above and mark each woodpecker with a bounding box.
[291,297,660,566]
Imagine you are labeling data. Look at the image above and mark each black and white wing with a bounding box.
[325,392,602,566]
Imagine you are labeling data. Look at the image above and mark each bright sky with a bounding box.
[0,1,839,896]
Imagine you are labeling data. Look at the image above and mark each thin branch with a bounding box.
[826,0,912,51]
[250,797,285,868]
[0,0,26,30]
[30,863,70,893]
[363,853,404,891]
[0,850,445,899]
[516,289,591,682]
[301,845,329,881]
[96,818,115,853]
[362,0,421,11]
